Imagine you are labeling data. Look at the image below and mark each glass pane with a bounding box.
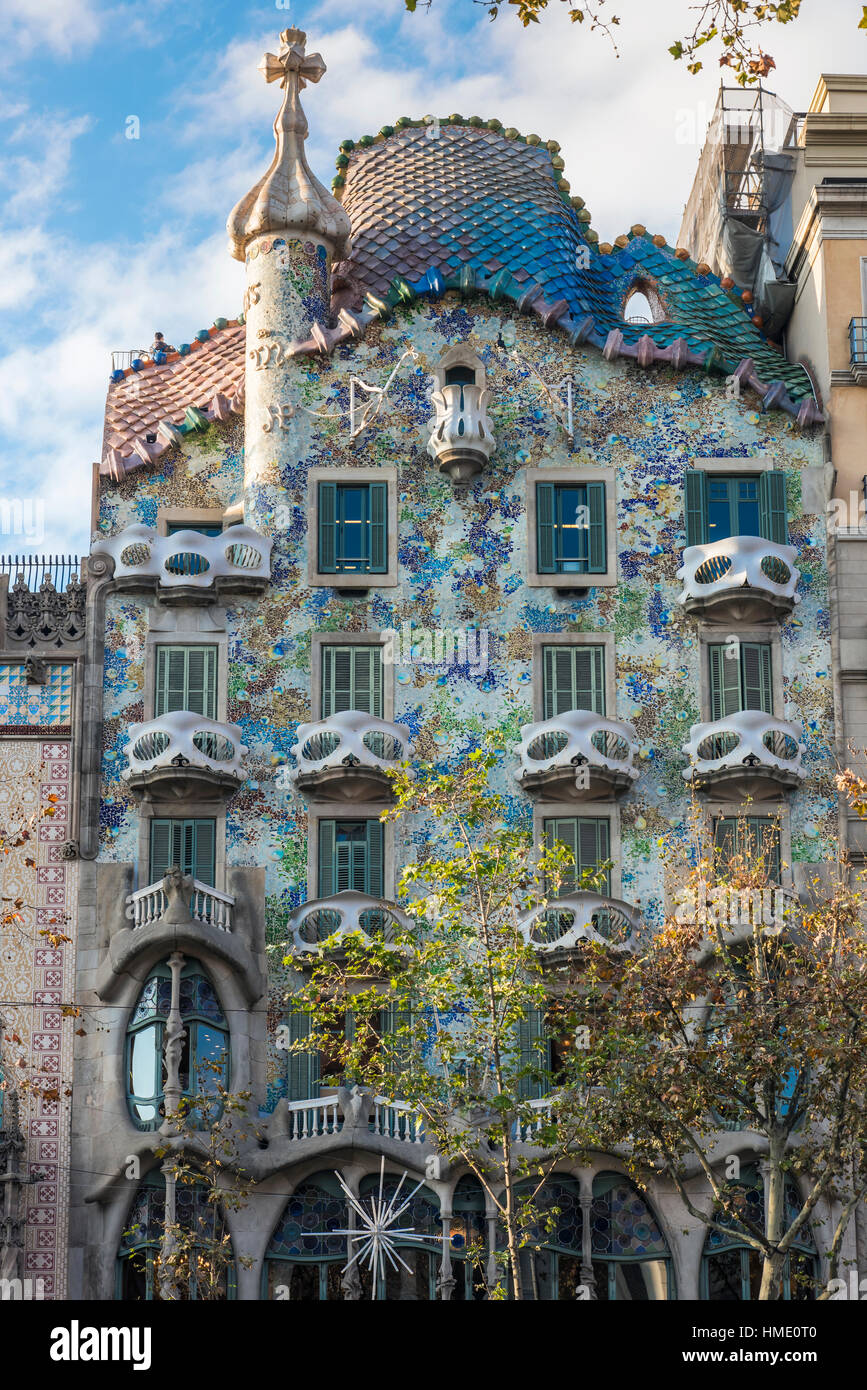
[736,478,760,536]
[336,486,368,571]
[707,478,733,541]
[556,486,588,571]
[706,1249,744,1300]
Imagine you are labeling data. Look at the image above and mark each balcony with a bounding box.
[126,877,235,931]
[285,890,413,956]
[426,382,496,483]
[682,710,804,799]
[519,891,640,956]
[122,710,248,800]
[850,317,867,385]
[677,536,800,623]
[283,1091,424,1146]
[514,710,639,801]
[90,523,272,602]
[289,710,414,802]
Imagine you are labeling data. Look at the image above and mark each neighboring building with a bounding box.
[0,556,86,1298]
[61,29,850,1299]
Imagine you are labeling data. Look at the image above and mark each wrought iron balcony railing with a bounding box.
[90,523,271,599]
[123,710,248,798]
[519,891,640,955]
[514,710,639,800]
[682,710,804,794]
[426,382,496,483]
[289,710,414,802]
[677,535,800,621]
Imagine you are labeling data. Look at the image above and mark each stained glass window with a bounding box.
[117,1170,233,1300]
[590,1172,673,1301]
[264,1172,349,1300]
[357,1175,441,1301]
[702,1164,817,1301]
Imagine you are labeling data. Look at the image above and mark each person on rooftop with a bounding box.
[149,332,176,357]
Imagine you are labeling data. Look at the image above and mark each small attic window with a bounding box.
[623,280,667,326]
[444,364,477,387]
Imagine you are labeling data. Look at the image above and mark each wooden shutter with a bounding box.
[516,1008,550,1100]
[318,820,337,897]
[741,643,773,714]
[759,471,788,545]
[536,483,557,574]
[708,645,742,720]
[156,647,188,716]
[287,1012,321,1102]
[747,817,781,882]
[365,819,384,897]
[578,817,610,893]
[191,820,215,886]
[368,482,388,574]
[380,1002,413,1085]
[586,481,607,573]
[149,819,174,883]
[318,482,338,574]
[684,469,709,547]
[321,646,382,718]
[543,646,605,717]
[185,647,217,717]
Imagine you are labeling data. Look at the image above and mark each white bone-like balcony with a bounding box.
[514,710,639,801]
[122,710,248,799]
[289,710,414,802]
[286,890,413,956]
[426,382,496,483]
[520,891,640,955]
[682,710,804,799]
[90,523,272,601]
[126,878,234,931]
[677,536,800,622]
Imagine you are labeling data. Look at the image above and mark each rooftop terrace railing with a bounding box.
[0,554,80,592]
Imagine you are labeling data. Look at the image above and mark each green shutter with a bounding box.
[191,820,215,885]
[318,820,337,897]
[287,1012,321,1102]
[368,482,388,574]
[155,647,187,716]
[322,646,382,718]
[716,817,780,882]
[318,482,338,574]
[380,1002,413,1086]
[742,643,773,714]
[536,483,556,574]
[543,646,605,717]
[759,471,788,545]
[365,819,384,897]
[586,481,607,574]
[516,1008,550,1100]
[155,647,216,717]
[148,818,213,885]
[149,819,174,882]
[708,645,742,720]
[685,469,709,547]
[579,817,610,894]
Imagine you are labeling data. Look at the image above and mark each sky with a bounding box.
[0,0,865,556]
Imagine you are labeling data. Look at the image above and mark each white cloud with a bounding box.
[0,0,104,60]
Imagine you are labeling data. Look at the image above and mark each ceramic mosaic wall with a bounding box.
[94,298,835,1112]
[0,734,77,1296]
[0,664,73,735]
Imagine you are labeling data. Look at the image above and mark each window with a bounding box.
[591,1173,674,1300]
[357,1176,440,1300]
[444,364,476,386]
[318,819,384,898]
[708,643,773,718]
[702,1166,817,1300]
[263,1174,349,1300]
[515,1007,551,1100]
[118,1170,234,1300]
[714,817,781,884]
[126,959,229,1130]
[450,1175,489,1301]
[536,482,606,575]
[149,818,216,886]
[317,481,387,575]
[321,645,383,718]
[166,523,222,537]
[544,816,611,895]
[154,646,217,718]
[508,1179,584,1300]
[685,470,787,547]
[542,644,605,718]
[284,1002,409,1103]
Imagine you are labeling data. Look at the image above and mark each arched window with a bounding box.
[702,1164,818,1300]
[126,959,229,1130]
[508,1177,584,1300]
[356,1173,441,1300]
[591,1172,674,1300]
[263,1172,348,1301]
[443,364,477,387]
[450,1174,488,1301]
[117,1169,234,1300]
[622,279,667,326]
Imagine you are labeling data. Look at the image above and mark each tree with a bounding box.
[579,803,867,1300]
[281,745,611,1301]
[404,0,866,87]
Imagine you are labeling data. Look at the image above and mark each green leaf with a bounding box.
[860,4,867,27]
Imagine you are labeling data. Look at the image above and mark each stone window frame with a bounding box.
[531,799,623,899]
[307,465,399,590]
[306,802,395,901]
[530,630,617,722]
[525,465,617,589]
[156,506,227,537]
[696,621,786,723]
[310,630,394,722]
[431,344,488,392]
[135,803,228,895]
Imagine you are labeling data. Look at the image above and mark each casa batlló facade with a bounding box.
[1,28,857,1302]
